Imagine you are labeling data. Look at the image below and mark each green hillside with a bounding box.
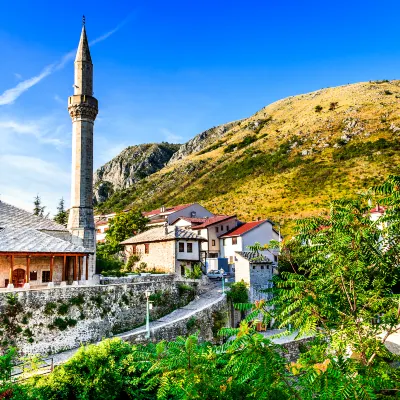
[95,80,400,234]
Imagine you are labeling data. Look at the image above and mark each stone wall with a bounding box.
[0,275,198,356]
[120,294,229,344]
[281,337,314,362]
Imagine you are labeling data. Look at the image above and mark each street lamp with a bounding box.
[219,269,225,294]
[145,290,151,339]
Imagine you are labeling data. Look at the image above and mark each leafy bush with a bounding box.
[184,264,202,279]
[315,105,323,112]
[329,102,338,110]
[43,302,57,316]
[226,280,249,304]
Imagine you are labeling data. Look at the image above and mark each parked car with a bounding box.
[207,270,223,280]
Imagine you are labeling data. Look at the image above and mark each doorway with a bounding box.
[12,268,25,288]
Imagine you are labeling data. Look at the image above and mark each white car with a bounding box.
[207,270,223,280]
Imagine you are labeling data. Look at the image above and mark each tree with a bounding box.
[96,210,149,275]
[314,105,323,113]
[53,198,68,226]
[33,195,46,218]
[104,210,149,254]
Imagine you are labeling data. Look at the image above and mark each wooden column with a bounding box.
[63,255,67,281]
[26,256,30,283]
[49,256,54,282]
[74,255,78,281]
[9,255,14,284]
[85,255,89,281]
[78,257,81,280]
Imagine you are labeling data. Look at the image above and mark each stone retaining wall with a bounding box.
[0,275,199,356]
[121,295,229,344]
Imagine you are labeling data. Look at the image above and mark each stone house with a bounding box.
[172,214,239,271]
[0,202,93,289]
[120,225,207,275]
[234,251,277,302]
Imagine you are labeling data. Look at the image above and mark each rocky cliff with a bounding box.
[93,143,180,204]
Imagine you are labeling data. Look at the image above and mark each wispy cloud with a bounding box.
[0,118,69,148]
[14,73,22,81]
[0,16,131,106]
[160,128,184,143]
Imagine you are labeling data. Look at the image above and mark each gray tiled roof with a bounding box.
[121,226,207,245]
[0,227,91,254]
[236,251,274,264]
[0,201,68,231]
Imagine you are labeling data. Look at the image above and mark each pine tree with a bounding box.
[54,198,68,226]
[33,195,46,217]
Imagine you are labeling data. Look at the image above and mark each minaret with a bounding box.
[67,18,98,275]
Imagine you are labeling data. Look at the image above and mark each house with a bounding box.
[235,251,277,302]
[220,219,281,271]
[172,214,239,271]
[94,203,213,243]
[120,225,207,275]
[0,202,93,289]
[143,203,213,227]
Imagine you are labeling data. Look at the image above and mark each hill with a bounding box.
[94,80,400,234]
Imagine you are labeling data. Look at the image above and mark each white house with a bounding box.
[220,219,280,270]
[143,203,213,227]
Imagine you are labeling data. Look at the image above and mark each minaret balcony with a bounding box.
[68,95,98,121]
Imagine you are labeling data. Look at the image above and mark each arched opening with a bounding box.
[12,268,25,288]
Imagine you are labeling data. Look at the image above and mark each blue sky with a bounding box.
[1,0,400,214]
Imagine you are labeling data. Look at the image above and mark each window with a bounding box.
[96,229,101,234]
[145,243,150,254]
[252,266,256,270]
[179,242,184,252]
[223,238,227,245]
[132,245,137,254]
[191,211,197,217]
[30,271,37,281]
[226,225,229,231]
[212,240,216,246]
[220,225,223,230]
[261,265,264,270]
[42,271,50,283]
[187,243,193,253]
[232,237,238,245]
[216,227,219,233]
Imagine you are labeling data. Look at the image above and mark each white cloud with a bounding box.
[0,118,69,148]
[0,18,130,106]
[14,73,22,81]
[160,128,184,143]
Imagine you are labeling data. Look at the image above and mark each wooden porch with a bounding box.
[0,252,92,289]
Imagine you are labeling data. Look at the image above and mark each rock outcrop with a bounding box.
[167,120,244,164]
[93,143,180,204]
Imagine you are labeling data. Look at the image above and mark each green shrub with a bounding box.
[185,264,202,279]
[315,105,323,113]
[226,280,249,303]
[186,316,197,330]
[69,294,85,307]
[57,303,69,316]
[44,302,57,316]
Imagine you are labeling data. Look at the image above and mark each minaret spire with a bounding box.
[67,20,98,281]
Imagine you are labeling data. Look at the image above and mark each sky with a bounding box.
[1,0,400,215]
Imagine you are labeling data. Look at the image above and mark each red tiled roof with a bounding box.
[220,220,268,237]
[190,215,235,229]
[143,204,194,217]
[171,216,209,225]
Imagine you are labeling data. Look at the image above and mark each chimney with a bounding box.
[160,205,166,213]
[257,216,261,221]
